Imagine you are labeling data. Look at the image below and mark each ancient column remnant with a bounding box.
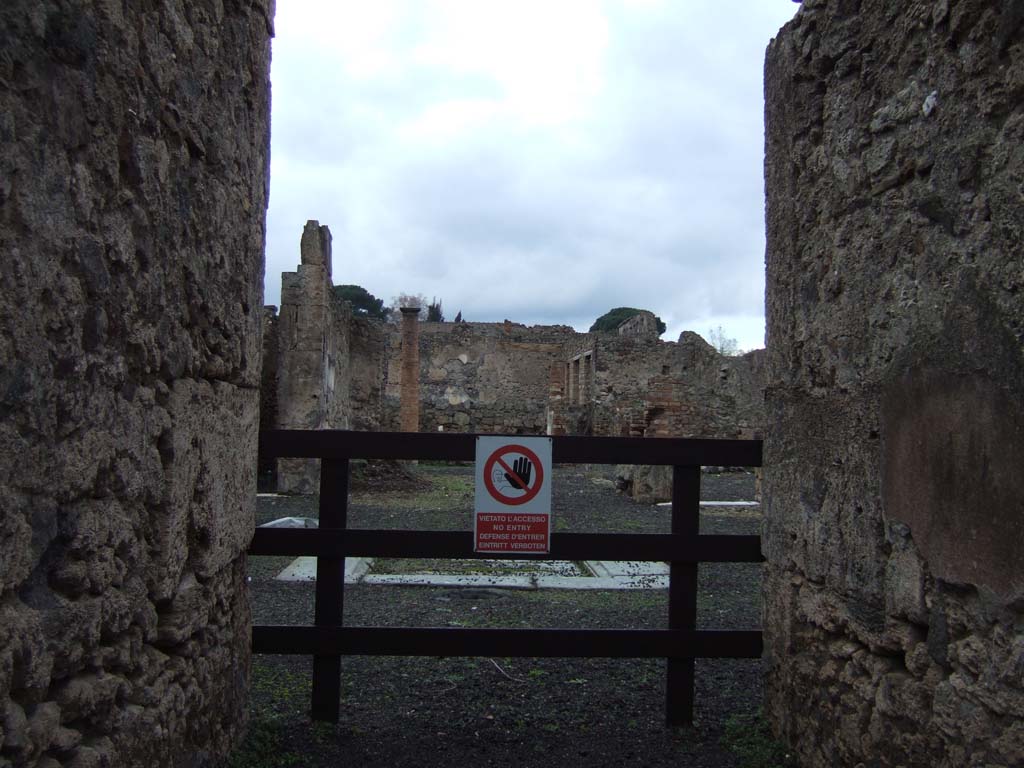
[763,2,1023,767]
[399,307,422,432]
[276,222,339,493]
[0,1,272,765]
[275,221,348,493]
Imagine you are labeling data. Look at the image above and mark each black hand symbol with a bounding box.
[505,457,533,490]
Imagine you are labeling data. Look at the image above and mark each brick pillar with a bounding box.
[546,363,566,436]
[399,307,421,432]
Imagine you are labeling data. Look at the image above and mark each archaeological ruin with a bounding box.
[259,220,767,495]
[2,1,1021,767]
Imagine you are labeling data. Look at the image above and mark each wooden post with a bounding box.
[311,457,348,721]
[666,464,700,726]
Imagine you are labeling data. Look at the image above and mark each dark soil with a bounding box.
[230,465,791,768]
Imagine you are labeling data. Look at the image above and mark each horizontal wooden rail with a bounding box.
[252,429,764,726]
[249,529,764,563]
[259,429,762,467]
[253,626,763,659]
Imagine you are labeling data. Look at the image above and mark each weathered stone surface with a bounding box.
[764,1,1024,766]
[615,310,660,338]
[399,308,422,432]
[0,1,271,765]
[274,221,350,493]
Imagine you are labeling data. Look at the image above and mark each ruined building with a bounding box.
[3,1,1021,767]
[259,222,767,494]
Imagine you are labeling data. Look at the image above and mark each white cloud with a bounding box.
[264,0,799,352]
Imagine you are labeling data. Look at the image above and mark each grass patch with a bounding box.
[223,714,303,768]
[352,473,473,512]
[721,711,794,768]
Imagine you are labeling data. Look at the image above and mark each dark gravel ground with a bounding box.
[226,464,791,768]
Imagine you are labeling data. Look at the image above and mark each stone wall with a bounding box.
[272,221,351,493]
[258,307,280,484]
[763,2,1024,766]
[616,310,661,339]
[552,331,765,440]
[348,317,388,432]
[261,241,765,485]
[383,321,577,434]
[0,1,272,766]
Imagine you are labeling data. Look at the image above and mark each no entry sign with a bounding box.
[474,436,552,553]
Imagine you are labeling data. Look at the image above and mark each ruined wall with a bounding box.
[0,1,272,765]
[615,309,661,339]
[258,307,280,484]
[383,322,576,434]
[764,2,1024,766]
[273,221,351,493]
[553,331,765,440]
[348,317,388,432]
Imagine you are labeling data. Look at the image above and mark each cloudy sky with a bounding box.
[264,1,800,352]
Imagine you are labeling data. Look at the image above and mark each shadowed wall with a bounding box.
[0,1,273,764]
[763,1,1023,765]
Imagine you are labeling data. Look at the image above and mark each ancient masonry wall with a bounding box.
[382,321,578,434]
[0,2,272,766]
[552,331,765,440]
[347,317,388,432]
[258,307,280,482]
[763,2,1023,766]
[261,247,765,479]
[398,308,421,432]
[272,221,351,494]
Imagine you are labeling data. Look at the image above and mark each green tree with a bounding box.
[589,307,666,335]
[334,284,388,319]
[708,325,740,356]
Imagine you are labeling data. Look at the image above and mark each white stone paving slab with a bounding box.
[260,516,318,528]
[586,560,670,578]
[274,555,671,590]
[275,556,372,583]
[656,500,760,507]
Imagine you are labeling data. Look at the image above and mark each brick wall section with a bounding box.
[549,331,765,440]
[764,2,1024,766]
[398,308,422,432]
[0,1,272,764]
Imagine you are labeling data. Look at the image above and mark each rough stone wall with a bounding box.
[274,221,350,493]
[258,307,280,482]
[554,331,765,440]
[616,310,660,339]
[763,2,1024,766]
[0,1,272,766]
[382,322,576,434]
[348,317,388,432]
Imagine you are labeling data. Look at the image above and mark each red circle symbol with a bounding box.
[482,444,544,506]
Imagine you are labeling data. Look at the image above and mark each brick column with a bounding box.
[399,307,421,432]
